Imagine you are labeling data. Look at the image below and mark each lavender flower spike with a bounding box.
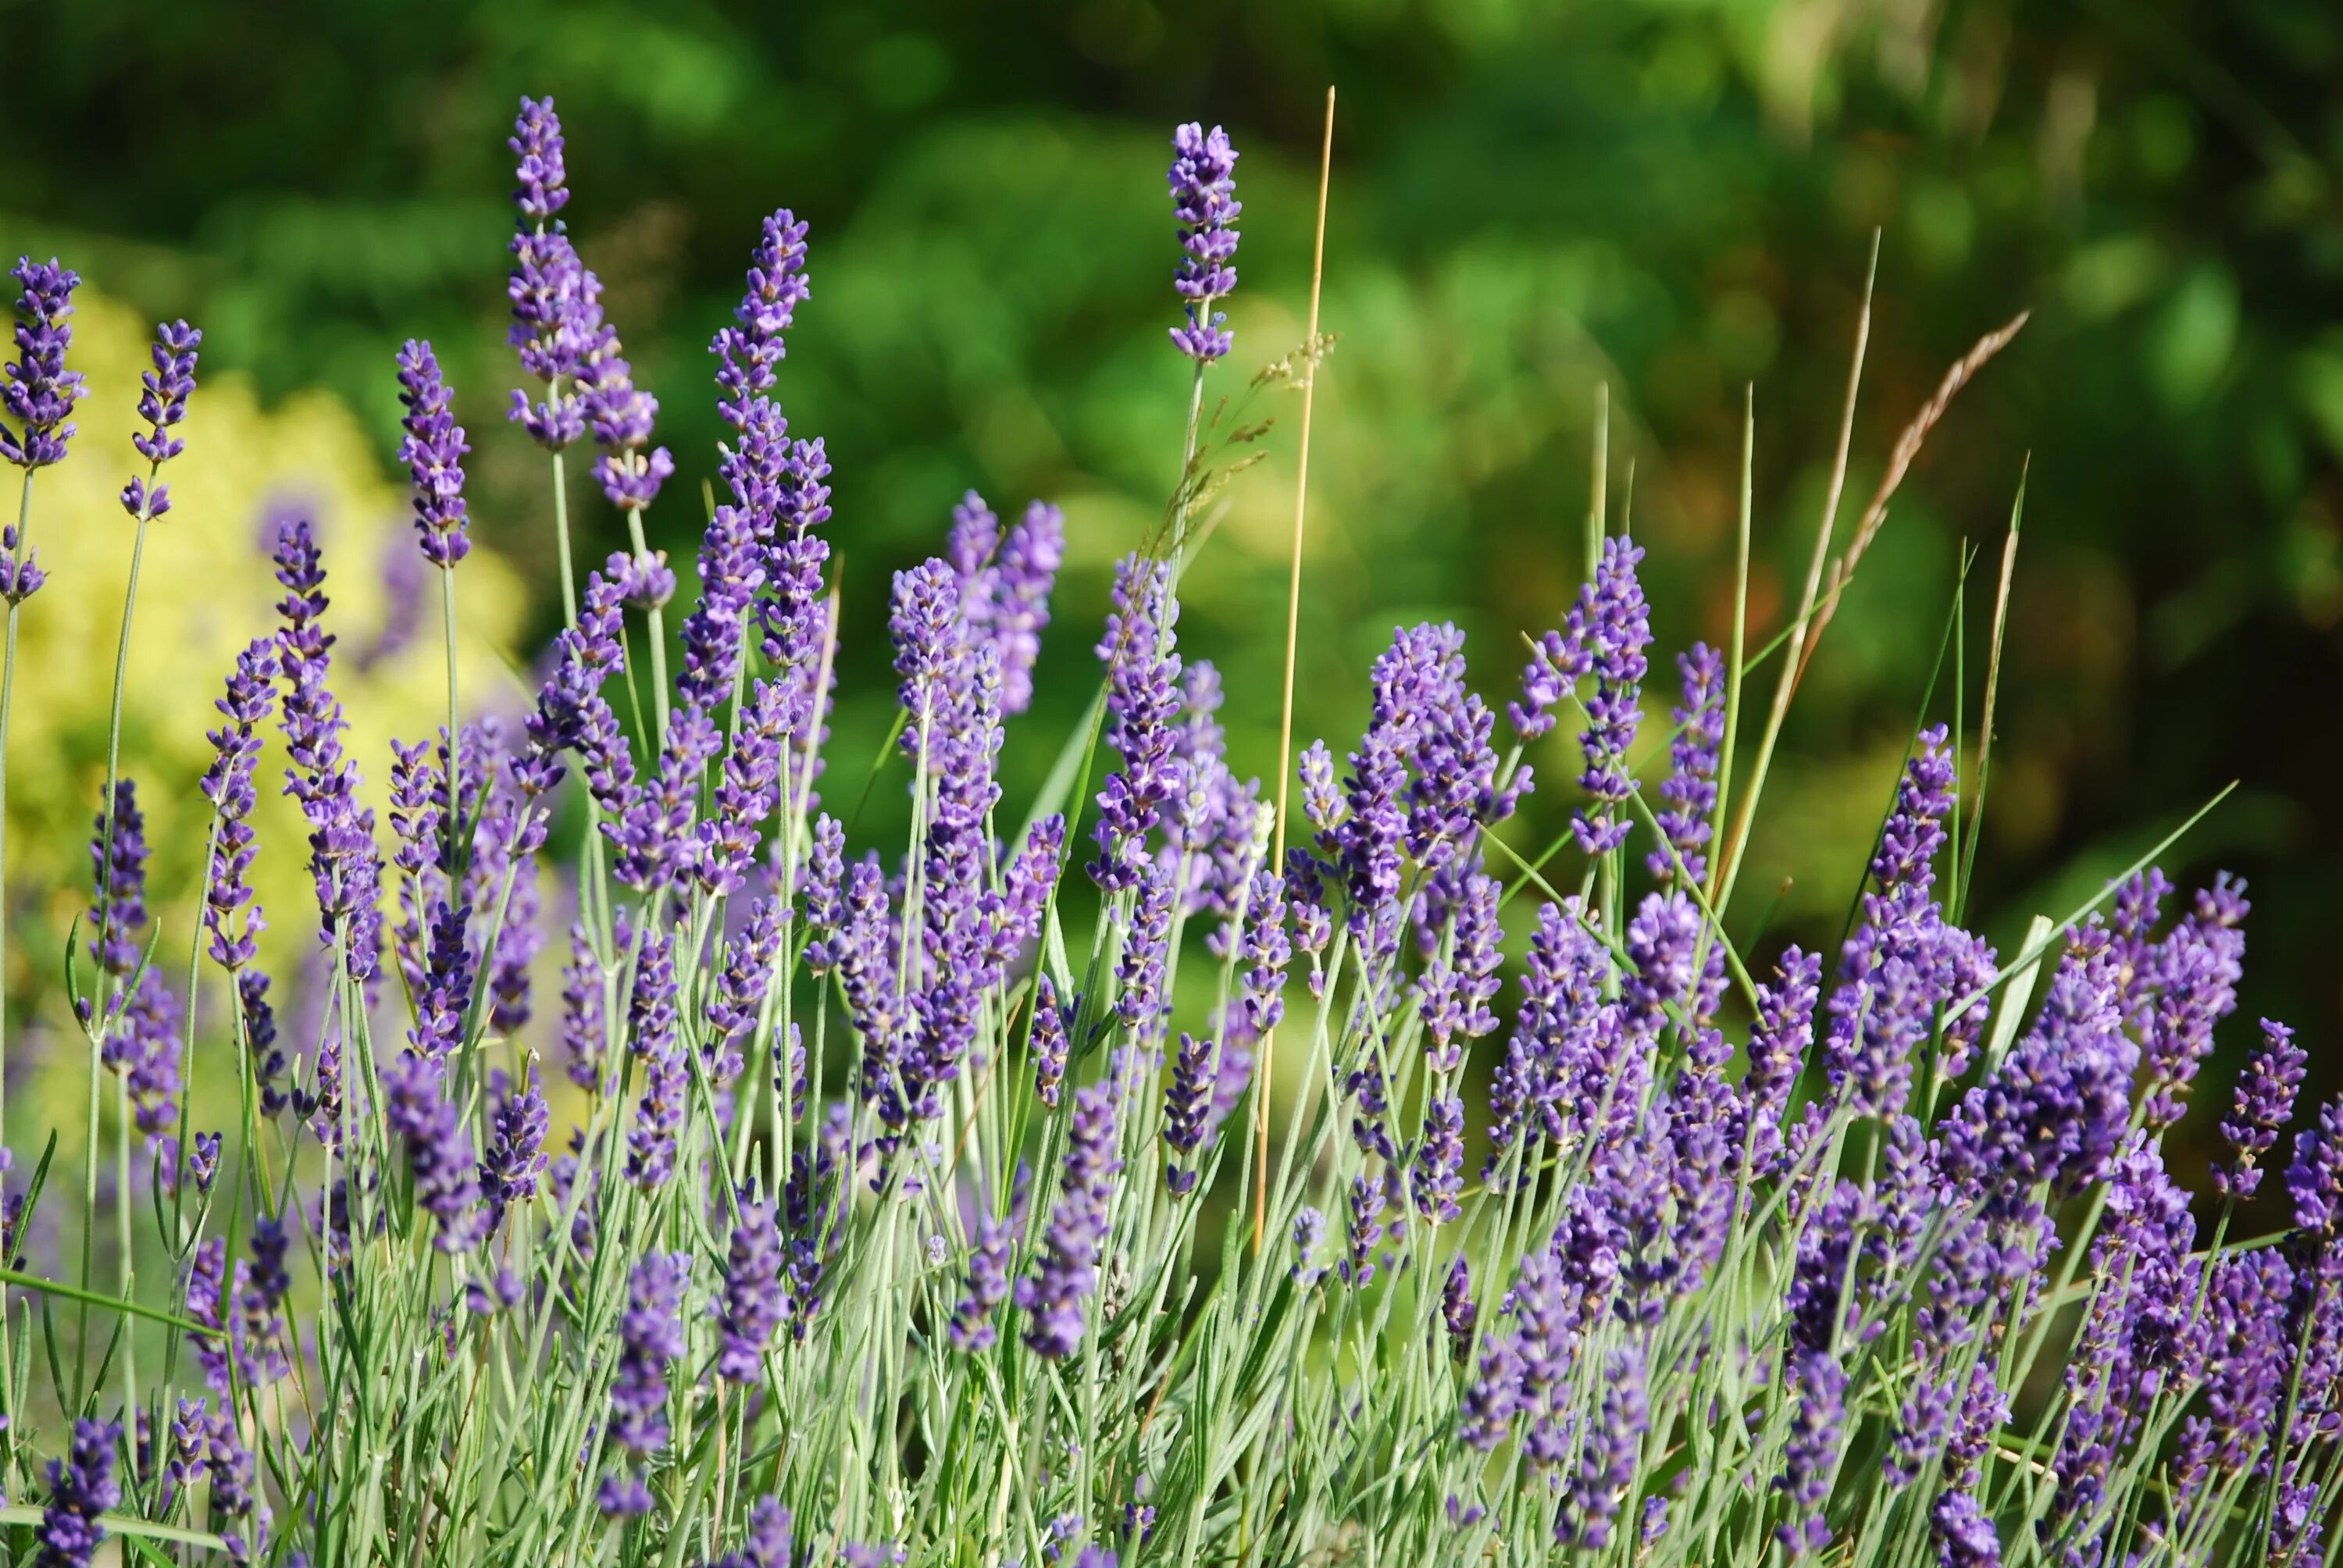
[201,637,279,971]
[395,340,472,568]
[1573,536,1652,856]
[1557,1349,1647,1550]
[2216,1017,2306,1199]
[713,208,810,433]
[120,319,202,522]
[505,98,610,451]
[1091,554,1184,890]
[1164,1032,1220,1196]
[2,258,86,471]
[1168,124,1241,362]
[1018,1079,1122,1357]
[1649,641,1724,886]
[716,1188,786,1381]
[950,1165,1030,1351]
[511,96,568,223]
[37,1417,120,1567]
[600,1250,691,1516]
[584,340,674,512]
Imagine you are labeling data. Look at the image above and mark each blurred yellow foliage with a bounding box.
[4,287,531,1035]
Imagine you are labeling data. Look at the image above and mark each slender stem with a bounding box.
[79,493,156,1402]
[624,507,670,747]
[0,466,30,1148]
[96,496,159,1007]
[441,565,462,878]
[1706,386,1753,907]
[1713,234,1879,919]
[1257,85,1336,1256]
[552,442,579,631]
[114,1074,134,1423]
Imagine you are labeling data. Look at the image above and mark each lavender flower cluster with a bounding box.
[0,94,2327,1568]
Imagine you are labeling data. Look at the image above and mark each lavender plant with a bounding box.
[0,93,2327,1568]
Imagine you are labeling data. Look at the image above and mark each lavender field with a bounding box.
[0,78,2331,1568]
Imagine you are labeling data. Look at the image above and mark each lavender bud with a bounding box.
[2,258,86,471]
[394,340,472,568]
[1166,124,1240,362]
[2217,1017,2306,1198]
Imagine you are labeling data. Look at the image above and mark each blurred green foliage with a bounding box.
[7,0,2342,1216]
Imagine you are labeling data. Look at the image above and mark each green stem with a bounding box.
[552,442,579,630]
[623,507,670,748]
[0,466,28,1147]
[95,497,157,999]
[77,492,157,1406]
[441,564,462,878]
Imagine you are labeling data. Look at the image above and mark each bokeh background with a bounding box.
[5,0,2340,1227]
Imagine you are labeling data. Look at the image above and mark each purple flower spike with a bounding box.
[1239,868,1291,1039]
[715,1499,796,1568]
[1091,554,1184,890]
[1821,725,1961,1121]
[1740,946,1820,1171]
[505,98,610,451]
[717,1188,786,1381]
[1417,867,1501,1071]
[1932,1492,2002,1568]
[1776,1352,1847,1556]
[2216,1017,2306,1198]
[479,1068,549,1226]
[950,1164,1030,1351]
[1572,537,1651,855]
[273,519,385,983]
[713,209,810,433]
[37,1417,120,1567]
[1167,124,1240,362]
[1557,1349,1646,1550]
[2,258,86,471]
[88,778,150,979]
[1649,642,1724,886]
[585,343,674,512]
[395,340,472,568]
[0,520,45,604]
[1410,1095,1465,1224]
[2142,875,2249,1129]
[1017,1078,1122,1358]
[204,1406,268,1560]
[601,1250,690,1516]
[119,319,202,522]
[1339,1173,1385,1288]
[990,501,1065,715]
[107,970,184,1149]
[2288,1095,2343,1242]
[383,1049,486,1252]
[1032,977,1070,1109]
[1291,1206,1327,1287]
[1164,1033,1220,1195]
[1439,1256,1476,1357]
[201,638,279,971]
[511,97,569,223]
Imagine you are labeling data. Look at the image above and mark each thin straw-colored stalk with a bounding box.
[1711,233,1879,919]
[1790,308,2030,694]
[1706,387,1753,907]
[1254,84,1336,1256]
[1955,457,2028,922]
